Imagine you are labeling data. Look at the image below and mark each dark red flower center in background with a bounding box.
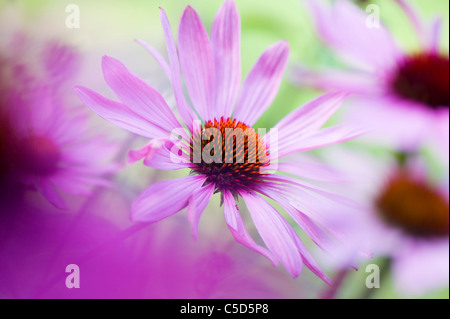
[376,172,449,238]
[191,117,269,195]
[18,136,61,176]
[390,53,449,109]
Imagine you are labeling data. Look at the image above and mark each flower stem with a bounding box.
[320,267,351,299]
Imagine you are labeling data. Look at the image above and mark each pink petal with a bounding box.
[288,227,332,285]
[75,86,168,139]
[160,8,197,131]
[211,0,241,119]
[257,186,334,284]
[289,64,383,95]
[307,0,400,71]
[242,191,303,277]
[102,56,181,132]
[223,191,278,266]
[429,17,443,53]
[277,124,365,159]
[38,178,67,210]
[131,175,207,223]
[394,0,428,47]
[233,41,289,126]
[261,187,335,251]
[178,6,214,121]
[186,183,215,240]
[277,154,348,183]
[135,38,171,80]
[128,139,190,170]
[275,92,349,151]
[343,95,434,152]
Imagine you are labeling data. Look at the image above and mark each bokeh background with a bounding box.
[0,0,448,299]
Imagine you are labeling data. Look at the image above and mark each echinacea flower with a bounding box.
[0,39,117,209]
[76,0,362,281]
[318,148,449,296]
[294,0,449,154]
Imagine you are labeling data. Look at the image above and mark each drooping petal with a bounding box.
[287,227,332,285]
[233,41,289,126]
[211,0,241,119]
[160,8,197,131]
[101,56,181,133]
[135,38,171,80]
[261,186,334,252]
[242,191,303,277]
[131,175,207,223]
[178,6,214,121]
[186,183,215,240]
[257,186,337,284]
[75,86,168,139]
[223,191,278,266]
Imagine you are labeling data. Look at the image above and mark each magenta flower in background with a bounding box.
[0,188,302,299]
[76,0,363,281]
[294,0,449,154]
[0,38,117,209]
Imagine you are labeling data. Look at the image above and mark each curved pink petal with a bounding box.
[263,174,362,215]
[287,226,332,285]
[160,8,198,130]
[128,139,190,170]
[307,0,401,71]
[75,86,168,139]
[289,64,383,95]
[233,41,289,126]
[429,17,443,53]
[102,56,181,133]
[178,6,214,121]
[277,124,365,159]
[242,191,303,277]
[135,38,171,80]
[394,0,428,47]
[223,191,278,266]
[261,187,334,252]
[275,92,349,150]
[131,175,207,223]
[211,0,241,119]
[186,183,215,240]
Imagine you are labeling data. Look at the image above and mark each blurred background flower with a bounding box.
[0,0,448,299]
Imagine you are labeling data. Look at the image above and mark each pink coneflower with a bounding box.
[294,0,449,153]
[319,148,449,295]
[0,40,116,208]
[76,0,362,281]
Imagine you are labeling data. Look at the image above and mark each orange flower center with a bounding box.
[376,172,449,238]
[190,117,269,195]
